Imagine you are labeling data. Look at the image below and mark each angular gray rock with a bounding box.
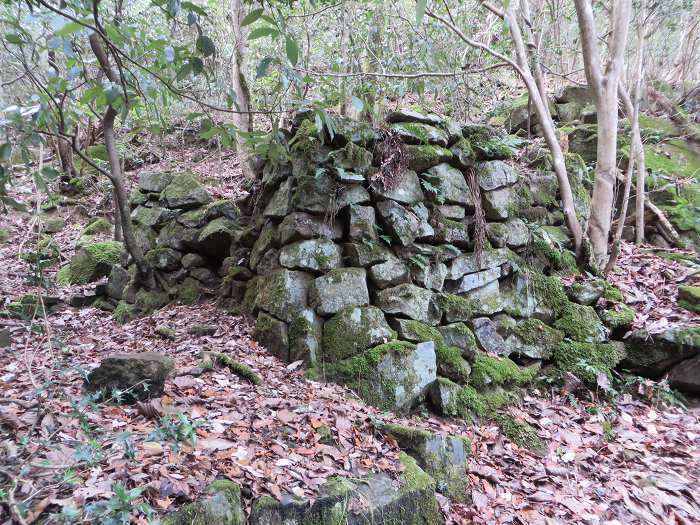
[198,217,237,258]
[421,163,473,207]
[428,377,462,416]
[308,268,369,315]
[483,187,512,220]
[386,108,444,126]
[448,248,511,280]
[475,160,519,191]
[437,205,466,219]
[371,170,424,204]
[138,171,173,193]
[375,284,441,325]
[288,308,323,365]
[376,200,419,246]
[439,323,478,360]
[446,266,501,294]
[369,255,410,289]
[145,247,181,271]
[348,205,378,240]
[411,261,448,291]
[471,317,507,355]
[278,212,343,245]
[255,269,313,322]
[487,218,530,248]
[389,122,449,146]
[161,172,212,209]
[131,206,178,227]
[344,241,393,267]
[264,177,293,218]
[279,239,342,272]
[621,327,700,378]
[335,184,371,208]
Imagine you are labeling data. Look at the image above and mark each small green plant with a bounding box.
[410,254,429,270]
[21,236,60,287]
[421,178,445,204]
[150,413,202,451]
[84,483,153,525]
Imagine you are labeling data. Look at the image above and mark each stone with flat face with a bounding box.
[446,267,501,294]
[264,177,293,218]
[279,239,342,273]
[389,122,449,146]
[421,163,473,207]
[475,160,519,191]
[254,312,289,361]
[371,170,424,204]
[323,306,395,362]
[279,212,343,245]
[483,187,513,220]
[348,205,378,240]
[161,172,212,209]
[471,317,508,355]
[369,255,410,289]
[255,269,313,322]
[308,268,369,315]
[448,248,511,280]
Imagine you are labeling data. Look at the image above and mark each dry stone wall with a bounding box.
[103,108,700,410]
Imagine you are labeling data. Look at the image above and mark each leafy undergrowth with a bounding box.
[2,299,699,523]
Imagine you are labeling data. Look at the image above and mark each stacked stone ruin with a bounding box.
[103,108,700,415]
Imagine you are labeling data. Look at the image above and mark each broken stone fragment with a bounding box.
[85,352,174,403]
[375,283,442,325]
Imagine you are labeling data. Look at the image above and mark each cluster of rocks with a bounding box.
[96,108,700,407]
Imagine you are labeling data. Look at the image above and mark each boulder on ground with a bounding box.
[622,327,700,378]
[85,352,174,403]
[668,354,700,394]
[58,241,123,285]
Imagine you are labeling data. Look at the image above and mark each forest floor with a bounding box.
[1,140,700,524]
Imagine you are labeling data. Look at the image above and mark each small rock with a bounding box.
[85,353,175,403]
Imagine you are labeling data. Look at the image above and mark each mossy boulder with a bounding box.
[504,318,565,360]
[59,241,124,284]
[85,352,174,403]
[406,144,453,172]
[325,340,437,412]
[621,327,700,378]
[323,306,395,362]
[249,453,443,524]
[470,351,537,389]
[145,247,181,271]
[554,341,620,385]
[554,303,608,343]
[288,308,323,365]
[138,171,174,193]
[163,480,244,525]
[131,205,178,227]
[390,122,449,146]
[679,285,700,314]
[380,422,470,503]
[161,172,212,209]
[82,217,111,236]
[597,303,636,329]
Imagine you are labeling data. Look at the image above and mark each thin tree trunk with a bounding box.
[632,0,648,245]
[88,32,151,284]
[666,0,700,85]
[573,0,632,265]
[231,0,252,134]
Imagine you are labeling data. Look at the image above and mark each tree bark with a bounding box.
[574,0,632,265]
[88,32,152,284]
[666,0,700,86]
[230,0,252,134]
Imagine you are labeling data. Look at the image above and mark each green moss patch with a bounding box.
[61,241,123,284]
[679,285,700,314]
[470,352,537,389]
[553,341,620,384]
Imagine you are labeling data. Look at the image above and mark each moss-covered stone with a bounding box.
[679,285,700,314]
[554,303,608,343]
[82,217,111,236]
[61,241,124,284]
[597,303,636,329]
[403,321,471,384]
[322,306,395,362]
[177,277,201,305]
[200,351,262,385]
[554,341,621,384]
[162,479,244,525]
[470,352,537,389]
[406,144,453,172]
[161,172,212,209]
[439,293,476,323]
[113,301,138,324]
[495,413,545,453]
[506,318,565,359]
